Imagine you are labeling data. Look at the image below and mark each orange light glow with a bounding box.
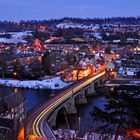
[34,39,41,51]
[27,58,30,61]
[38,56,42,62]
[50,36,56,41]
[13,59,16,63]
[28,135,47,140]
[43,44,47,49]
[110,87,114,92]
[39,25,46,31]
[18,127,24,140]
[14,88,18,94]
[92,50,96,54]
[116,54,120,58]
[13,72,17,76]
[111,71,115,74]
[18,127,47,140]
[72,70,78,74]
[127,129,140,138]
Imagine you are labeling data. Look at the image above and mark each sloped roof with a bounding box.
[0,100,7,114]
[2,93,25,109]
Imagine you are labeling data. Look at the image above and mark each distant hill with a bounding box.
[0,17,140,32]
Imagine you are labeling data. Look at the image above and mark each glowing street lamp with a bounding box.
[38,56,42,62]
[92,50,96,54]
[13,72,17,76]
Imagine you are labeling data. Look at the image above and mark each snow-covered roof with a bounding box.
[113,40,121,43]
[127,71,135,76]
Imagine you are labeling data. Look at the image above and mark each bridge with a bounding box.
[25,71,107,140]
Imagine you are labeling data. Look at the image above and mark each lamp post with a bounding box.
[78,117,81,132]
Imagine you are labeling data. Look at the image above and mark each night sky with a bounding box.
[0,0,140,21]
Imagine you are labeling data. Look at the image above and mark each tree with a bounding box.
[65,53,77,66]
[79,45,90,54]
[13,59,22,79]
[42,51,55,75]
[136,71,140,78]
[91,86,140,139]
[29,59,43,78]
[32,30,50,42]
[105,46,111,54]
[0,61,7,78]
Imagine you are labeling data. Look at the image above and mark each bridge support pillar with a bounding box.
[48,111,57,127]
[102,74,108,83]
[65,97,77,114]
[97,81,100,86]
[76,91,87,104]
[94,79,101,87]
[91,84,96,93]
[86,83,96,96]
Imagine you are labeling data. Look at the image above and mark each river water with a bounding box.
[74,96,106,136]
[56,95,107,137]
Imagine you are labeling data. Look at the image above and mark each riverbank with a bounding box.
[0,77,71,89]
[105,79,140,87]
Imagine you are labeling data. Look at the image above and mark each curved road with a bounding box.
[25,71,106,139]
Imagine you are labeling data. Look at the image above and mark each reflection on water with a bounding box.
[56,96,107,137]
[69,96,107,137]
[14,88,18,94]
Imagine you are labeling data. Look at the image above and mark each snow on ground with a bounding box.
[129,80,140,84]
[92,32,102,39]
[105,83,121,87]
[54,129,78,139]
[0,37,27,44]
[0,31,32,44]
[56,22,97,29]
[0,77,71,89]
[105,83,140,87]
[84,132,123,140]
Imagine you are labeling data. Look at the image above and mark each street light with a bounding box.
[13,72,17,76]
[25,135,46,140]
[78,117,81,132]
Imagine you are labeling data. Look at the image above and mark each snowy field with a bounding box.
[0,31,32,44]
[0,77,71,89]
[84,132,123,140]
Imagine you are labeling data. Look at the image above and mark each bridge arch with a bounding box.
[55,107,70,129]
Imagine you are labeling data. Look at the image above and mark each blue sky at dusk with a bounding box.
[0,0,140,21]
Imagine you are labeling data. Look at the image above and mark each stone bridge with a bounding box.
[48,75,106,127]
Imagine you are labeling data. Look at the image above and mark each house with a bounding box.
[0,117,16,140]
[118,52,140,78]
[0,93,26,140]
[106,61,115,71]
